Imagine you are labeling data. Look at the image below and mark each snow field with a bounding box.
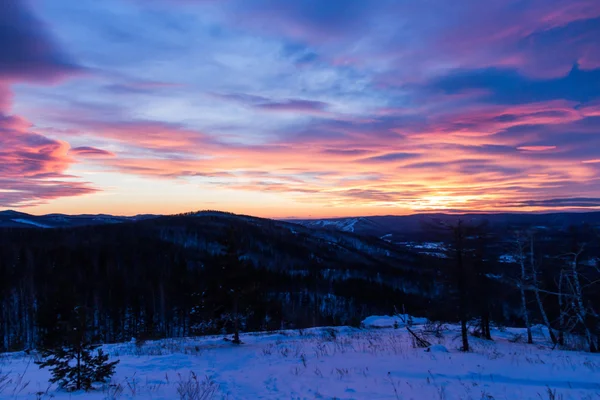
[1,322,599,399]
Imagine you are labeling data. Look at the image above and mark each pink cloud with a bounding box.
[61,119,215,155]
[517,146,557,152]
[0,114,97,207]
[69,146,116,158]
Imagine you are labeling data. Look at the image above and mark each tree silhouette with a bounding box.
[36,306,119,391]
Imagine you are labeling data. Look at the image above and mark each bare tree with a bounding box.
[560,243,598,352]
[512,232,533,344]
[528,232,558,345]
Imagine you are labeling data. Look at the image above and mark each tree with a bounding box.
[512,232,533,344]
[470,223,494,340]
[427,218,474,352]
[453,220,470,351]
[192,227,258,344]
[552,225,599,352]
[527,231,558,345]
[560,241,598,352]
[35,306,119,391]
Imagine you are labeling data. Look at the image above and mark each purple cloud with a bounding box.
[0,0,81,82]
[70,146,115,158]
[256,99,329,113]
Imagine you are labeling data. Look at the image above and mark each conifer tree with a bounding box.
[35,306,119,392]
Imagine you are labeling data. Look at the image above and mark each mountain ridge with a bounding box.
[3,209,600,237]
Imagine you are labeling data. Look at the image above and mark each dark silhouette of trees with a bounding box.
[35,306,119,392]
[470,223,494,340]
[424,218,500,351]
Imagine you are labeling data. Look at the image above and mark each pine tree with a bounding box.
[35,306,119,392]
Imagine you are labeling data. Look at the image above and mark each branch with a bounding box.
[490,275,576,298]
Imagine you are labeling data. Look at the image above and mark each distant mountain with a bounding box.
[4,209,600,241]
[0,210,158,229]
[290,212,600,241]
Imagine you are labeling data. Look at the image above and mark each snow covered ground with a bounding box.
[1,320,599,399]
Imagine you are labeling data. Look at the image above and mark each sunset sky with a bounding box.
[2,0,600,218]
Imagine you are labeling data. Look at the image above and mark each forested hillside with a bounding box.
[0,212,436,351]
[0,211,598,353]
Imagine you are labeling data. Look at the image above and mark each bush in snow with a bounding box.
[176,372,219,400]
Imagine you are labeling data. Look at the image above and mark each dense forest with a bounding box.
[0,211,598,352]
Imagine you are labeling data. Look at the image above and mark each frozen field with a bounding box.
[1,319,599,399]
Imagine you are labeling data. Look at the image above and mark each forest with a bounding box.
[0,211,598,353]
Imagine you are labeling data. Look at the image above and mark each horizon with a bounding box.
[2,0,600,218]
[3,207,600,221]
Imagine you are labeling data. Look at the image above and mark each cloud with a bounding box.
[320,148,373,156]
[362,152,420,163]
[57,119,215,155]
[69,146,115,158]
[256,99,329,113]
[0,0,81,82]
[213,93,330,114]
[103,80,182,94]
[5,0,600,215]
[230,0,378,43]
[506,198,600,208]
[0,0,93,208]
[430,1,600,77]
[0,116,97,207]
[430,64,600,105]
[517,146,557,152]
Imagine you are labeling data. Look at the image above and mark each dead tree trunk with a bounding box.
[529,234,557,345]
[568,246,597,352]
[232,293,241,344]
[515,235,533,344]
[455,221,470,352]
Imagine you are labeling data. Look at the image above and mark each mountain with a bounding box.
[5,209,600,237]
[0,210,158,228]
[291,212,600,241]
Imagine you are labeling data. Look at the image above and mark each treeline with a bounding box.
[0,212,598,353]
[429,220,600,352]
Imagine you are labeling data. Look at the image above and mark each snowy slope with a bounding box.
[1,323,599,399]
[0,210,158,228]
[11,218,51,228]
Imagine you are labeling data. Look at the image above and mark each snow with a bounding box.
[361,314,428,328]
[306,218,361,233]
[425,344,449,353]
[499,254,518,263]
[1,324,599,399]
[11,219,51,228]
[380,233,392,242]
[399,242,449,258]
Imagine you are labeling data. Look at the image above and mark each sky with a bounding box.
[1,0,600,218]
